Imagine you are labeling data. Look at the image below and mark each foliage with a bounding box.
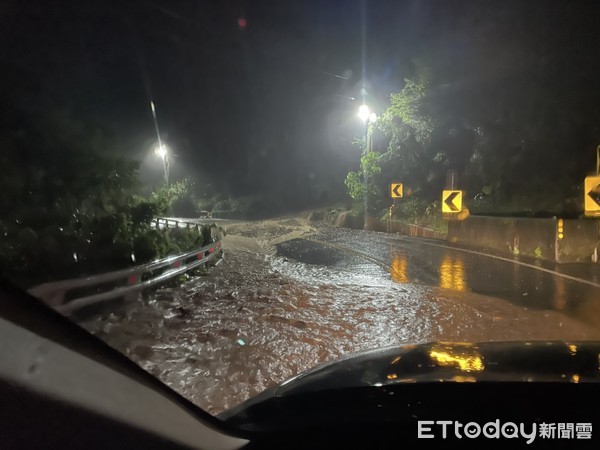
[391,198,430,222]
[344,151,383,213]
[346,13,600,221]
[378,75,436,146]
[361,150,382,178]
[345,74,439,215]
[150,178,196,216]
[0,107,218,288]
[343,1,600,223]
[344,172,363,200]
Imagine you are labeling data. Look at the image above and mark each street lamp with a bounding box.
[154,143,170,186]
[358,104,370,122]
[358,105,377,228]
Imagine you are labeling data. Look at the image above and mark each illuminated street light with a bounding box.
[149,100,169,185]
[154,143,168,160]
[357,105,377,125]
[154,143,170,186]
[358,104,370,122]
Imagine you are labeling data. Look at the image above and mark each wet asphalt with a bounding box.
[276,227,600,331]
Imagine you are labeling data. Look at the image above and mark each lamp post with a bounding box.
[150,100,169,186]
[357,104,377,228]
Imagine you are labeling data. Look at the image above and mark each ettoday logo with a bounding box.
[418,420,592,443]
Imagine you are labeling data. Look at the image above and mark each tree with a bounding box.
[0,105,213,287]
[344,140,383,214]
[151,178,197,217]
[355,3,600,216]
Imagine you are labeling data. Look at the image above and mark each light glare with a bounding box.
[154,144,168,159]
[358,104,370,122]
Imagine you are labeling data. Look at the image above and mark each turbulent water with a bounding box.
[77,220,600,415]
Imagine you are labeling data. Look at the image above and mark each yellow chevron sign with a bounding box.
[442,190,462,213]
[584,175,600,215]
[390,183,403,198]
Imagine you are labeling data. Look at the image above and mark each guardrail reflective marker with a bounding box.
[557,218,564,240]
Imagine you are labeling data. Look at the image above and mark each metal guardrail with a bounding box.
[152,217,206,229]
[152,213,212,228]
[28,240,222,315]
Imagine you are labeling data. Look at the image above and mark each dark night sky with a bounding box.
[2,0,600,207]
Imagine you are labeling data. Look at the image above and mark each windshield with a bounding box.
[3,0,600,415]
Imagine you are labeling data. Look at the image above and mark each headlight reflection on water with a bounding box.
[439,255,468,291]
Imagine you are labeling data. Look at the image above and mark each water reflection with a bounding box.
[554,275,567,310]
[390,253,410,283]
[439,255,468,291]
[449,375,477,382]
[429,344,484,372]
[389,238,600,329]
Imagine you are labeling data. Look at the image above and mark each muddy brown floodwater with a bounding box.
[77,217,600,415]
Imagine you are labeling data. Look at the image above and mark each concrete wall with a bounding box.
[447,216,557,260]
[324,210,363,230]
[320,208,599,263]
[323,210,441,236]
[448,216,600,263]
[557,219,599,263]
[388,220,445,239]
[364,216,386,232]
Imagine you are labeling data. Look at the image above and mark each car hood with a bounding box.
[221,340,600,420]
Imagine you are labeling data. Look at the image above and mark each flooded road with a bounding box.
[305,227,600,329]
[77,218,600,415]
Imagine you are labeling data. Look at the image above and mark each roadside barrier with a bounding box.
[29,219,223,314]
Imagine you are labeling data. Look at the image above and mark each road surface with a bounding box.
[281,226,600,331]
[77,218,600,415]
